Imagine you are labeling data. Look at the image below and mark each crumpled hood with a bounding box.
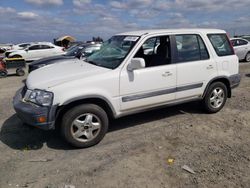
[26,59,110,90]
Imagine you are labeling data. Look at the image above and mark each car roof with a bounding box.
[230,38,249,41]
[30,42,53,45]
[117,28,226,36]
[16,42,31,45]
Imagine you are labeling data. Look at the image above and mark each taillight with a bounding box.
[227,33,235,54]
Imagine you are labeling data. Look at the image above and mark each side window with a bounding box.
[198,36,209,60]
[28,45,40,50]
[142,37,159,55]
[207,34,234,56]
[40,45,53,49]
[134,36,171,67]
[175,34,209,62]
[19,44,29,48]
[238,39,248,46]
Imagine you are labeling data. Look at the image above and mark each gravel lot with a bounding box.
[0,63,250,188]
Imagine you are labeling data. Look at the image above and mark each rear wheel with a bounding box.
[203,82,227,113]
[61,104,109,148]
[245,52,250,62]
[16,68,25,76]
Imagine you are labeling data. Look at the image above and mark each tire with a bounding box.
[245,52,250,62]
[16,68,25,76]
[202,82,228,113]
[61,104,109,148]
[0,70,7,78]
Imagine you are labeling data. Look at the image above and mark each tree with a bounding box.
[92,36,103,42]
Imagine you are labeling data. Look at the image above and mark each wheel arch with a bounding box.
[10,54,23,58]
[55,96,116,128]
[203,77,231,98]
[245,51,250,61]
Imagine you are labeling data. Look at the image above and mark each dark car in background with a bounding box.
[28,43,102,72]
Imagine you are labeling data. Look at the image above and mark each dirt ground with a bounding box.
[0,63,250,188]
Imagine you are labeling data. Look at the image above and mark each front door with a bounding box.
[119,35,177,111]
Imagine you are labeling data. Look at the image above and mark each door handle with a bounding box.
[206,65,213,70]
[162,71,172,77]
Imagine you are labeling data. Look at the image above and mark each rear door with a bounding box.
[174,34,216,100]
[39,45,56,57]
[208,34,238,77]
[26,45,42,60]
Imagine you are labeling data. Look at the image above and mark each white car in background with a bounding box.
[230,38,250,62]
[11,43,32,50]
[6,42,65,61]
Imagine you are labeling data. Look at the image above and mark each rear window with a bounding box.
[174,34,209,63]
[208,34,234,56]
[238,39,248,45]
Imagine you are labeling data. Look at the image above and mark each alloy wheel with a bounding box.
[209,87,225,109]
[71,113,101,142]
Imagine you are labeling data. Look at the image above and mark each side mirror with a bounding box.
[127,58,145,71]
[25,48,29,52]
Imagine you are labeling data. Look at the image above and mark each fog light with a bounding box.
[37,116,46,123]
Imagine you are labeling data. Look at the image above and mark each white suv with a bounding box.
[13,29,241,148]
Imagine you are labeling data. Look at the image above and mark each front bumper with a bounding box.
[229,74,241,89]
[13,88,57,130]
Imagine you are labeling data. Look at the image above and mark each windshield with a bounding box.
[65,45,81,56]
[86,35,139,69]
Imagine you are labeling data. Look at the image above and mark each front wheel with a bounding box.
[61,104,109,148]
[203,82,228,113]
[16,68,25,76]
[0,70,7,78]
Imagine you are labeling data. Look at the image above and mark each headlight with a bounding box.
[26,89,53,106]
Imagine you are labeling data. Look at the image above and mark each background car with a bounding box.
[11,43,31,50]
[5,42,65,61]
[241,35,250,42]
[81,43,102,57]
[28,43,102,72]
[0,43,13,54]
[0,43,12,51]
[230,38,250,62]
[3,43,32,56]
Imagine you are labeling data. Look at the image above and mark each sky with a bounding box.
[0,0,249,44]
